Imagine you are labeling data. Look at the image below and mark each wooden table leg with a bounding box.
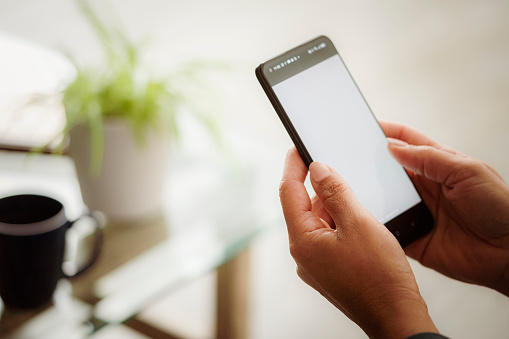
[215,249,250,339]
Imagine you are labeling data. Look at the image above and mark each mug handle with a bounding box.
[63,211,104,278]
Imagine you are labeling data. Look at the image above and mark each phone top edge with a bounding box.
[259,36,337,87]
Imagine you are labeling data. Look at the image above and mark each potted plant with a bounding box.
[58,0,220,222]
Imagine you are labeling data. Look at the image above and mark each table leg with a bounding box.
[215,249,250,339]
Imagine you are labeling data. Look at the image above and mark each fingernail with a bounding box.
[387,138,408,147]
[309,162,330,182]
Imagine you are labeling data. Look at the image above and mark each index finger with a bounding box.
[379,120,461,155]
[378,120,438,146]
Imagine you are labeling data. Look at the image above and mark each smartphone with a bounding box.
[256,36,433,247]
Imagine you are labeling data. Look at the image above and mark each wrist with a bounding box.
[360,290,438,339]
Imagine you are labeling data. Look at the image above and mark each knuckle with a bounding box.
[456,157,484,177]
[416,145,436,174]
[278,179,289,198]
[319,180,351,205]
[470,159,488,173]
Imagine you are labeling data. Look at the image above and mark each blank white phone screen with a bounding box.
[272,55,420,223]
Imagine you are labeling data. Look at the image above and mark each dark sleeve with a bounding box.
[406,333,449,339]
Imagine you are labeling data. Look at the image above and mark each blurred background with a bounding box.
[1,0,509,338]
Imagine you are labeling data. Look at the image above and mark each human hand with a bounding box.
[381,120,509,296]
[279,147,438,338]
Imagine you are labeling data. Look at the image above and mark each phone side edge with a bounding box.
[255,64,314,167]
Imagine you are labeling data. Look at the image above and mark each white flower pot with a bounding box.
[69,119,170,222]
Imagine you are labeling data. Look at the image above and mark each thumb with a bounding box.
[387,138,466,184]
[309,162,367,229]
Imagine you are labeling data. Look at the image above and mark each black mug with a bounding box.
[0,194,102,309]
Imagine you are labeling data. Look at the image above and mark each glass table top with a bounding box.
[0,118,287,338]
